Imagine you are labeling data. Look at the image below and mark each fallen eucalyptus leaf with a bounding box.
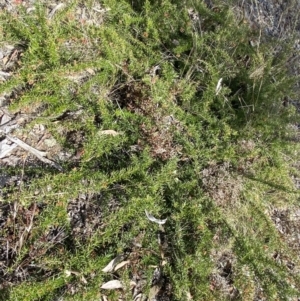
[48,3,66,19]
[114,260,130,272]
[101,280,123,290]
[86,68,95,74]
[98,130,120,136]
[102,255,123,273]
[145,210,167,225]
[130,280,137,288]
[64,269,80,277]
[134,293,144,301]
[215,78,223,95]
[81,275,88,284]
[148,285,160,301]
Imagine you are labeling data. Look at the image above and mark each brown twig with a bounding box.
[6,135,63,171]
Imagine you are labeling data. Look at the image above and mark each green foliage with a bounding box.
[0,0,299,300]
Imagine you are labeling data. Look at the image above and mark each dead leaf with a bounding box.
[64,270,80,277]
[130,280,137,288]
[134,293,144,301]
[102,255,123,273]
[2,56,9,65]
[145,210,167,225]
[80,275,88,284]
[215,78,223,95]
[114,260,130,271]
[148,285,160,301]
[101,280,123,290]
[98,130,120,136]
[48,3,66,19]
[86,68,95,74]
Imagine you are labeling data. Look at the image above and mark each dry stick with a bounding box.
[6,240,9,266]
[18,153,28,195]
[6,135,63,171]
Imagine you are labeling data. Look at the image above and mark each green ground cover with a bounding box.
[0,0,300,300]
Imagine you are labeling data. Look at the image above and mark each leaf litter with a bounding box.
[102,255,125,273]
[145,210,167,225]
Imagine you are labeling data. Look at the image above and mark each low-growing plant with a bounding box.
[0,0,299,300]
